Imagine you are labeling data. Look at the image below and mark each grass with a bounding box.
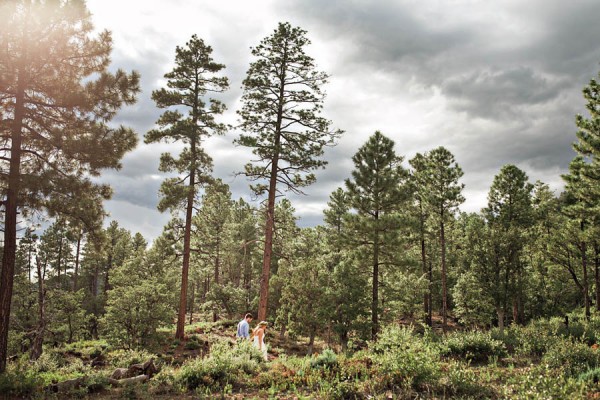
[3,317,600,398]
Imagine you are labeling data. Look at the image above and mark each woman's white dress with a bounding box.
[253,330,268,361]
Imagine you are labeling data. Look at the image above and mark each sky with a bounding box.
[85,0,600,242]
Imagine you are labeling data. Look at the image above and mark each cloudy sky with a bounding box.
[86,0,600,242]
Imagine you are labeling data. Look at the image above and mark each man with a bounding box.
[237,313,253,339]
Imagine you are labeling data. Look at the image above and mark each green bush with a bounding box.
[542,339,600,376]
[107,348,155,368]
[0,367,41,397]
[442,330,506,362]
[176,341,264,391]
[63,339,111,359]
[438,360,495,398]
[185,340,202,350]
[577,366,600,383]
[501,365,588,399]
[310,348,338,369]
[370,325,440,389]
[176,356,232,390]
[150,366,179,394]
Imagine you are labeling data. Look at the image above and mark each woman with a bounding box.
[252,321,269,361]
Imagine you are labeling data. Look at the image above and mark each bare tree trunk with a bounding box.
[0,71,25,373]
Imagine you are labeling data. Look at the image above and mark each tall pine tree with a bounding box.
[345,131,409,339]
[235,22,341,321]
[145,35,228,339]
[0,0,139,371]
[420,147,464,331]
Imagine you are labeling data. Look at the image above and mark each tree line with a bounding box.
[1,0,599,371]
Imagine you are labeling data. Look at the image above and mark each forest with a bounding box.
[1,1,600,399]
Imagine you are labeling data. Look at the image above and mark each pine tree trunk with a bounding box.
[307,328,316,356]
[31,260,46,360]
[257,47,287,322]
[73,232,82,291]
[0,74,25,373]
[57,237,63,287]
[440,215,448,332]
[176,149,196,339]
[420,204,431,327]
[496,306,505,335]
[372,213,380,340]
[582,240,590,320]
[340,330,349,353]
[594,241,599,312]
[213,239,220,322]
[189,282,195,325]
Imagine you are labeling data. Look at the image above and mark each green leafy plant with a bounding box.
[442,330,506,362]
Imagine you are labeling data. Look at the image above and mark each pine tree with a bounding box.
[567,71,600,315]
[235,22,342,321]
[0,0,139,370]
[345,131,409,338]
[484,165,533,330]
[409,153,433,326]
[193,180,233,321]
[145,34,228,339]
[420,147,465,331]
[562,157,595,319]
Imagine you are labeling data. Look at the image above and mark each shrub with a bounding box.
[107,348,155,368]
[370,325,440,389]
[0,367,41,397]
[577,367,600,383]
[310,349,338,369]
[176,356,232,390]
[438,360,495,398]
[501,365,588,399]
[63,339,111,359]
[176,341,264,391]
[442,330,506,362]
[542,339,600,376]
[31,351,62,373]
[150,366,179,394]
[185,341,202,350]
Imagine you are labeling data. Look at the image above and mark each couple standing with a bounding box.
[237,313,268,361]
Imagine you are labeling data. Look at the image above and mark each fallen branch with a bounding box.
[108,374,149,386]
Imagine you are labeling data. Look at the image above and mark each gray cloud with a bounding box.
[83,0,600,240]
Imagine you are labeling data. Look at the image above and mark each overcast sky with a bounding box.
[86,0,600,242]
